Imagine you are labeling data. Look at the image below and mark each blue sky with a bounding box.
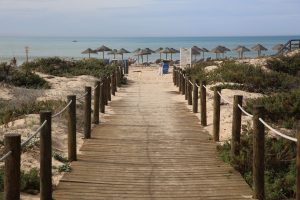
[0,0,299,37]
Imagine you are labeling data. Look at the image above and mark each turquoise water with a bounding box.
[0,35,299,64]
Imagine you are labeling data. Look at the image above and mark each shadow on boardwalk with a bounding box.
[54,68,253,200]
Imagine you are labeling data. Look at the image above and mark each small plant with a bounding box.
[58,163,72,173]
[53,152,68,163]
[20,168,40,192]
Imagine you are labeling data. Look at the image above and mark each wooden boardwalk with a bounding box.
[54,68,253,200]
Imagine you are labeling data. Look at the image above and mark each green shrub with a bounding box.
[21,57,116,78]
[53,152,68,163]
[206,62,300,93]
[245,89,300,129]
[266,53,300,76]
[217,123,296,200]
[0,100,65,125]
[58,163,72,173]
[21,168,40,192]
[0,62,49,89]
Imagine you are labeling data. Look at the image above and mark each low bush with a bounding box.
[0,100,65,125]
[22,57,116,78]
[266,53,300,76]
[217,123,296,200]
[0,168,40,193]
[245,89,300,129]
[0,62,49,89]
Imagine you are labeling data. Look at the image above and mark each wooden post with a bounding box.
[193,79,199,113]
[253,105,265,200]
[100,80,105,113]
[114,70,118,92]
[188,76,192,105]
[107,75,111,101]
[213,86,221,142]
[117,67,122,87]
[175,68,178,87]
[67,95,77,161]
[104,77,108,106]
[173,67,176,85]
[200,81,207,126]
[181,71,186,95]
[40,111,52,200]
[93,81,100,124]
[231,95,243,158]
[4,134,21,200]
[84,87,92,138]
[179,69,182,92]
[111,73,116,96]
[185,76,188,100]
[297,124,300,200]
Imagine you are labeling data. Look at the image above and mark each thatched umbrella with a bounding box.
[155,47,163,60]
[235,46,250,58]
[211,46,225,59]
[272,44,285,52]
[251,44,268,57]
[160,47,172,60]
[117,48,131,60]
[191,47,201,61]
[133,48,141,63]
[201,47,209,58]
[233,45,245,58]
[169,48,179,60]
[219,46,231,57]
[81,48,97,58]
[134,49,150,63]
[96,45,111,59]
[142,48,154,62]
[108,49,118,59]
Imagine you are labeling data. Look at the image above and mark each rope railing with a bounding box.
[76,91,88,101]
[237,104,253,118]
[52,100,73,118]
[259,118,297,142]
[217,91,233,105]
[0,151,12,162]
[21,120,48,147]
[195,83,200,88]
[189,80,193,85]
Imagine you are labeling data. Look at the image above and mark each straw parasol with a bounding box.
[117,48,131,60]
[272,44,286,52]
[95,45,111,59]
[233,45,245,58]
[108,49,118,59]
[235,46,250,58]
[211,46,225,59]
[142,48,154,63]
[169,48,179,60]
[191,47,201,61]
[81,48,97,58]
[201,47,209,58]
[160,47,172,60]
[134,49,150,63]
[133,48,141,63]
[155,47,163,60]
[251,44,268,57]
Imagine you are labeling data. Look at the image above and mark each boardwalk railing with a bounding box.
[173,66,300,200]
[0,66,123,200]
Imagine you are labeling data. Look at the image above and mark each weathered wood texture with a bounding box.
[54,69,253,200]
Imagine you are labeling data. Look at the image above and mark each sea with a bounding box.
[0,35,299,65]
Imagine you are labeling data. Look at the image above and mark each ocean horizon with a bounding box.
[0,35,299,64]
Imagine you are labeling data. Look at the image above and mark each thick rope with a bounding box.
[237,104,253,118]
[0,151,12,162]
[259,118,297,142]
[52,100,73,118]
[21,120,48,147]
[77,92,88,100]
[217,91,233,105]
